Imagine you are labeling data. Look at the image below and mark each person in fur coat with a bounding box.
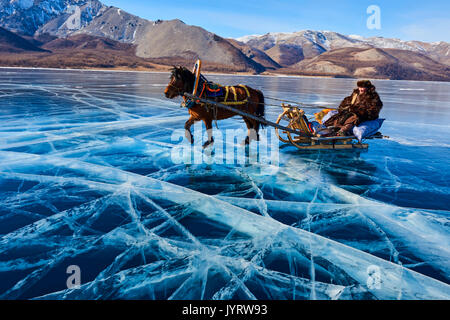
[324,80,383,136]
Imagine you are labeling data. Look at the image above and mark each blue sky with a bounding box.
[102,0,450,42]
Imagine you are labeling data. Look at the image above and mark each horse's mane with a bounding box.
[170,66,195,94]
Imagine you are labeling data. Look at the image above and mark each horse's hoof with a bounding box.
[202,141,214,149]
[202,138,214,149]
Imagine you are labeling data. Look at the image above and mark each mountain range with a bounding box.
[1,0,449,81]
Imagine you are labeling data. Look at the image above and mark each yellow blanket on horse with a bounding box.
[197,82,251,106]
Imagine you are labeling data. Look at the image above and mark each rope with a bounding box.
[264,96,336,110]
[184,93,309,137]
[212,94,335,110]
[194,80,331,110]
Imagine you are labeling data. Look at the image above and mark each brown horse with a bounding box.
[164,66,265,148]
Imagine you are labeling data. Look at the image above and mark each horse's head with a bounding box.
[164,66,195,99]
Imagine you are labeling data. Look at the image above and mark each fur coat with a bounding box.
[324,85,383,129]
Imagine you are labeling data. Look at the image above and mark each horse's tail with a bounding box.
[256,90,265,128]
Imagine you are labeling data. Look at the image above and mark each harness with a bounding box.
[182,59,251,109]
[221,85,251,105]
[192,60,203,96]
[198,82,250,104]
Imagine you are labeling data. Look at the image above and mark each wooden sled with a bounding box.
[275,104,383,150]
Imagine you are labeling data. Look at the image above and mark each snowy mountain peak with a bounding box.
[236,34,262,43]
[236,29,449,65]
[0,0,106,35]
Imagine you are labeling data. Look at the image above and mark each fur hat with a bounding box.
[357,80,373,88]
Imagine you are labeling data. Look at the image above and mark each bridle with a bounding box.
[167,77,184,96]
[167,68,195,98]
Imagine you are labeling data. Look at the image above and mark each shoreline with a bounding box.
[0,65,339,79]
[1,66,448,84]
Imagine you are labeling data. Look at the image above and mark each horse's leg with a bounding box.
[184,116,196,144]
[242,117,259,145]
[202,118,214,149]
[253,120,261,141]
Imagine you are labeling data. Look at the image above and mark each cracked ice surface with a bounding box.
[0,69,449,300]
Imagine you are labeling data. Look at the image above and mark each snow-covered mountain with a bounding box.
[33,4,150,43]
[35,0,106,38]
[237,31,372,66]
[0,0,105,36]
[239,31,366,52]
[237,31,450,66]
[0,1,448,79]
[66,6,150,43]
[0,0,150,43]
[0,1,266,72]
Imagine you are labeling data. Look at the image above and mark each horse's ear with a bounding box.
[171,66,180,80]
[169,66,176,78]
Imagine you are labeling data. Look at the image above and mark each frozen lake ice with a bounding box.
[0,68,449,300]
